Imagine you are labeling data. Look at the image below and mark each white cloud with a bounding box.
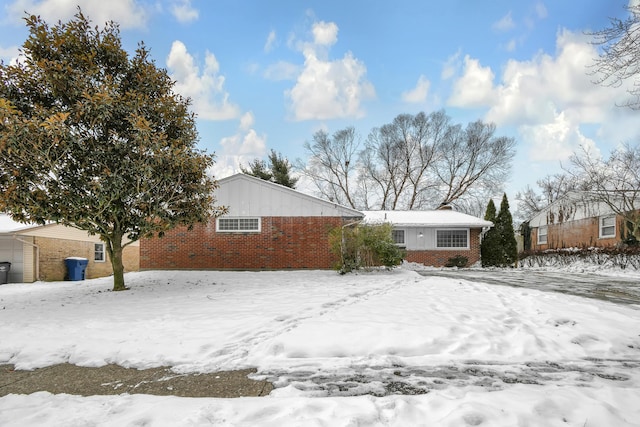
[285,20,375,121]
[166,40,241,121]
[446,29,638,163]
[504,39,517,52]
[448,55,496,108]
[312,21,338,46]
[171,0,198,23]
[0,44,20,65]
[535,2,548,19]
[264,61,300,81]
[264,30,277,53]
[209,112,267,179]
[239,111,254,131]
[493,12,515,32]
[520,111,599,162]
[402,75,430,103]
[441,51,462,80]
[6,0,149,29]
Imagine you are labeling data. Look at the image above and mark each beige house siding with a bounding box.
[20,236,36,283]
[6,224,139,282]
[34,236,139,281]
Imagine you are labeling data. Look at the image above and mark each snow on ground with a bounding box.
[1,268,639,426]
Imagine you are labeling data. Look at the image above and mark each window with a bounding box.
[94,243,105,262]
[217,217,261,232]
[600,216,616,238]
[392,229,405,245]
[538,226,548,244]
[436,229,468,249]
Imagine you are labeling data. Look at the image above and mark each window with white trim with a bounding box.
[392,229,405,245]
[538,226,548,244]
[599,216,616,238]
[94,243,105,262]
[217,217,261,232]
[436,229,468,249]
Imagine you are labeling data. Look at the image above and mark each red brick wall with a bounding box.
[532,215,622,250]
[405,228,483,267]
[140,216,345,270]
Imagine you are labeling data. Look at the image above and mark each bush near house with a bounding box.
[445,255,469,268]
[329,223,405,274]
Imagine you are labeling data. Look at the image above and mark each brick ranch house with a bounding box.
[527,191,635,250]
[363,208,493,267]
[141,173,494,270]
[140,173,363,270]
[0,215,139,283]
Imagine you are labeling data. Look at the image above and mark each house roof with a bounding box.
[362,210,493,228]
[217,173,364,218]
[527,190,621,227]
[0,214,42,234]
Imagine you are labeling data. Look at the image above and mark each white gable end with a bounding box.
[216,174,362,218]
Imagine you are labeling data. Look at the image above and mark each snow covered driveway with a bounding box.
[417,267,640,306]
[1,268,640,426]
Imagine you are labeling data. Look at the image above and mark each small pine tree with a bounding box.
[241,149,298,188]
[481,199,501,267]
[496,193,518,267]
[268,150,299,188]
[240,159,272,181]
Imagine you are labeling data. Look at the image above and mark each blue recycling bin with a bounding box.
[65,257,88,281]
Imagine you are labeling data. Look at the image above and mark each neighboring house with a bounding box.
[140,173,363,270]
[528,191,631,250]
[0,215,139,283]
[362,206,493,267]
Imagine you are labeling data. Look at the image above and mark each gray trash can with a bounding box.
[0,262,11,284]
[65,258,88,281]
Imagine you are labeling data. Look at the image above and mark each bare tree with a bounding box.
[590,4,640,109]
[570,142,640,241]
[360,111,448,210]
[515,173,585,222]
[436,120,516,206]
[299,127,360,208]
[300,111,515,212]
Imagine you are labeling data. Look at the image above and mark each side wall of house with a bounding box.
[404,228,483,267]
[531,215,621,250]
[140,216,344,270]
[35,237,140,281]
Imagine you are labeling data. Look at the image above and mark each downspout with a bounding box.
[13,235,40,282]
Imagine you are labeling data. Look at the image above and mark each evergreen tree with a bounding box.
[240,159,272,181]
[268,150,299,188]
[0,11,225,291]
[241,149,298,188]
[496,193,518,266]
[480,199,501,267]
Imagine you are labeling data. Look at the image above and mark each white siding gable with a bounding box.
[216,174,363,218]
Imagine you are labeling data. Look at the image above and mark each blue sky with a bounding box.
[1,0,638,207]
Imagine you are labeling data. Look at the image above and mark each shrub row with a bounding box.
[519,246,640,270]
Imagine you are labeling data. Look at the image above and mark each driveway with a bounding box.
[417,268,640,307]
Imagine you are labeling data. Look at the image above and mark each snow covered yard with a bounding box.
[1,268,639,426]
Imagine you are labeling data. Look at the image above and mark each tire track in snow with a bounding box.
[262,358,640,397]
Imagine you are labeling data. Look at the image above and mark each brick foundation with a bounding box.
[140,216,345,270]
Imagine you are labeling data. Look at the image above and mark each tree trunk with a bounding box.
[111,244,126,291]
[106,234,127,291]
